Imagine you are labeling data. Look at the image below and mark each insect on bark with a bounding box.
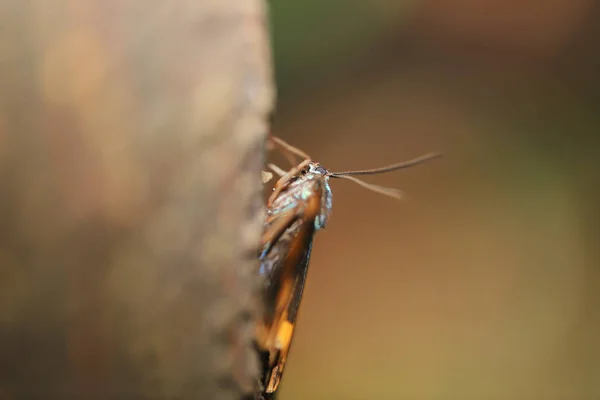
[256,136,441,398]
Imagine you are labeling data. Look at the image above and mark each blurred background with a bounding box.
[266,1,600,399]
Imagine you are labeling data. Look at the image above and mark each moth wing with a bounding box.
[262,238,313,394]
[260,194,322,394]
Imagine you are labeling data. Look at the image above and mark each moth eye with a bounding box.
[315,166,327,174]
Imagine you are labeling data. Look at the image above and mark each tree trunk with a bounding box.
[0,1,273,399]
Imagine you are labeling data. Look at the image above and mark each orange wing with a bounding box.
[257,193,321,396]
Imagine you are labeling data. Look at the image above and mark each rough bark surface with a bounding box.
[0,0,273,399]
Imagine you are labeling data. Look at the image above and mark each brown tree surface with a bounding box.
[0,0,273,399]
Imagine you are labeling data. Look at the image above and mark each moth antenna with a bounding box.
[332,175,404,200]
[331,152,441,176]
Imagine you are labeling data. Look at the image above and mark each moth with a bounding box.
[256,136,440,398]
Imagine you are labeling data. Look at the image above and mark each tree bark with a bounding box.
[0,1,273,399]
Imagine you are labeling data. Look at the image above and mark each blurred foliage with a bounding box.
[270,0,416,97]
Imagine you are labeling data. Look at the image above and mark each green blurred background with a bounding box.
[266,1,600,399]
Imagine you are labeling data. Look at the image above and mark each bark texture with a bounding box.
[0,0,273,399]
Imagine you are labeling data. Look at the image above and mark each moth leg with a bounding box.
[266,135,300,167]
[267,158,311,208]
[267,163,287,177]
[262,170,274,184]
[278,144,299,167]
[269,136,312,160]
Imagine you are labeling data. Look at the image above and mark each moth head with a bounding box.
[267,135,441,201]
[306,162,328,178]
